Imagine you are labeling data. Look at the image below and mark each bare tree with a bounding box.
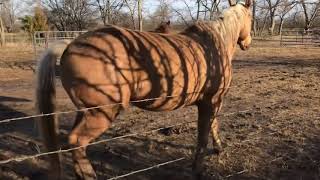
[0,0,25,32]
[92,0,124,25]
[278,0,297,35]
[300,0,320,30]
[196,0,201,20]
[149,0,172,25]
[172,0,200,25]
[43,0,93,31]
[123,0,137,29]
[254,0,270,35]
[138,0,142,31]
[199,0,221,20]
[0,2,5,46]
[265,0,282,35]
[175,0,198,24]
[252,0,257,35]
[172,7,191,26]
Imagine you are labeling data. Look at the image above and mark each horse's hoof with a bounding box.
[193,172,203,180]
[192,171,211,180]
[211,142,225,155]
[207,148,220,155]
[30,172,49,180]
[75,173,97,180]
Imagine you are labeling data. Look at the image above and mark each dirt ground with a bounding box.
[0,41,319,180]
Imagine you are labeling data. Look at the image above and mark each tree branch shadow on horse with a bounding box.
[36,0,252,179]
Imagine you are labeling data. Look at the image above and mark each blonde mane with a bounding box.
[182,4,250,59]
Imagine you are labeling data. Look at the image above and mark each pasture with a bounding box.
[0,41,319,179]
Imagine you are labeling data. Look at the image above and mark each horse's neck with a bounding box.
[217,6,244,61]
[182,6,244,62]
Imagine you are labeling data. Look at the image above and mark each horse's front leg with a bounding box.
[192,101,213,178]
[211,118,222,153]
[193,100,223,178]
[211,100,223,153]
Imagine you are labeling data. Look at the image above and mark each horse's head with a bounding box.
[229,0,252,51]
[154,21,171,34]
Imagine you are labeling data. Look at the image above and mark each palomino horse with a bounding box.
[36,0,252,179]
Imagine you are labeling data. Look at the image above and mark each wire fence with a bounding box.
[0,94,183,124]
[0,106,252,165]
[0,90,263,179]
[2,88,311,179]
[0,87,233,124]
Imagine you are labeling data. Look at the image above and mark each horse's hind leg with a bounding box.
[68,106,120,180]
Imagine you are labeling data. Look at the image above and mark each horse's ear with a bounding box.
[228,0,236,6]
[245,0,252,7]
[167,21,171,25]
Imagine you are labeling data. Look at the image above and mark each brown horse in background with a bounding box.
[36,0,252,179]
[152,20,171,34]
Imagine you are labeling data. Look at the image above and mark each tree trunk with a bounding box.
[138,0,143,31]
[252,0,257,36]
[196,0,201,20]
[278,18,284,36]
[259,12,268,36]
[269,15,275,35]
[0,16,5,47]
[305,23,311,31]
[300,0,310,30]
[106,0,111,25]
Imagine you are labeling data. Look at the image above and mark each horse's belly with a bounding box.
[132,74,205,110]
[132,93,200,111]
[131,59,206,110]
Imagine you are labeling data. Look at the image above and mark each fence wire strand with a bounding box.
[0,94,186,124]
[0,87,236,124]
[107,157,186,180]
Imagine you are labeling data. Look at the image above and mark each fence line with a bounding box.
[0,123,189,164]
[0,97,280,179]
[0,94,186,124]
[280,29,320,47]
[0,88,276,178]
[0,108,252,165]
[0,89,234,124]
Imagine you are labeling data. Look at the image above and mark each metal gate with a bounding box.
[33,31,87,58]
[280,29,320,47]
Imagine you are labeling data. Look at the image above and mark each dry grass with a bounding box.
[0,46,34,63]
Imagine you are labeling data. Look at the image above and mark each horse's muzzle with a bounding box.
[238,41,250,51]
